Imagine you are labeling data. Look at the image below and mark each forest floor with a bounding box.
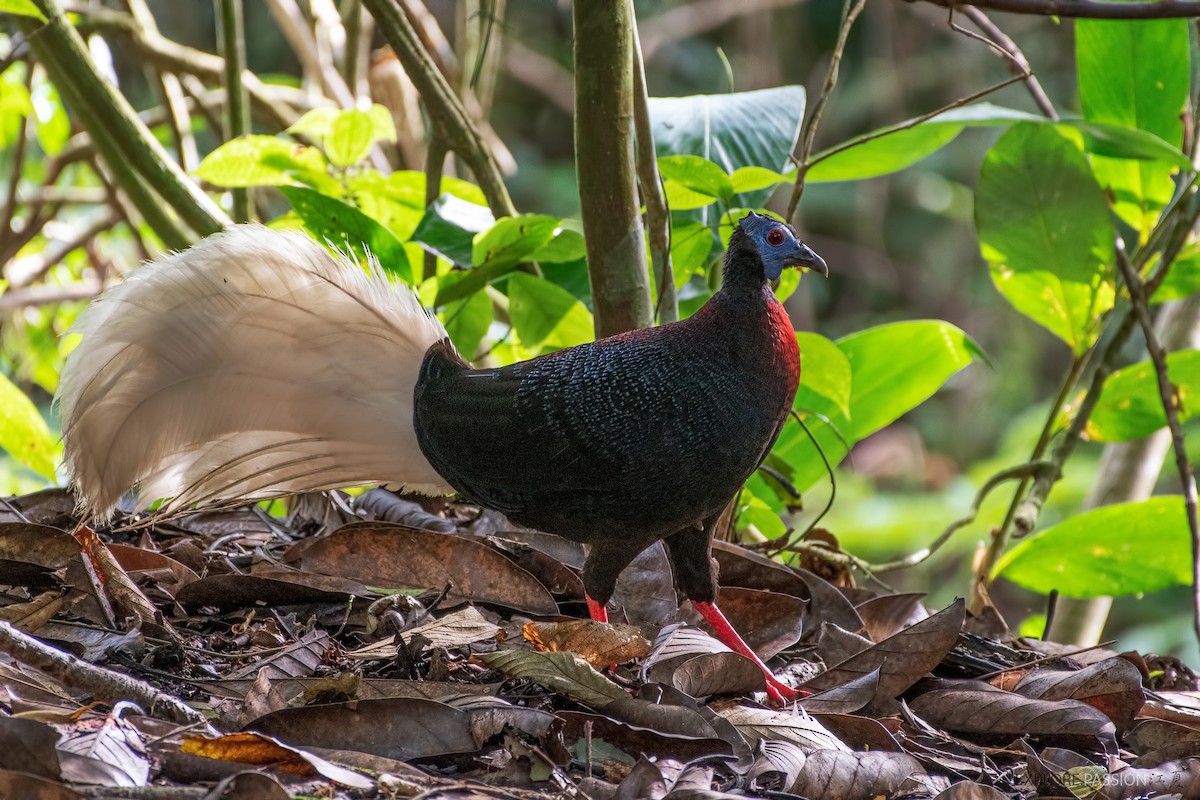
[0,486,1197,800]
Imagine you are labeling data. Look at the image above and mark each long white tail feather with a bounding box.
[58,225,454,518]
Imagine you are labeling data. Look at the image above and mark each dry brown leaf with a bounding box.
[476,649,628,708]
[72,527,160,632]
[790,749,927,799]
[558,711,733,762]
[1008,656,1146,733]
[55,711,149,788]
[716,704,849,752]
[0,591,64,632]
[910,679,1117,745]
[523,619,650,668]
[181,731,371,788]
[855,592,928,642]
[288,521,558,614]
[0,716,62,779]
[244,698,479,761]
[668,652,765,698]
[696,586,805,658]
[225,629,334,681]
[175,572,370,611]
[802,598,965,700]
[106,544,199,597]
[0,768,83,799]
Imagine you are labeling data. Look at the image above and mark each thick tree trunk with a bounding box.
[573,0,654,336]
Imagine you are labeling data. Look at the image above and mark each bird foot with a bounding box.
[691,600,806,706]
[764,674,807,706]
[586,595,609,624]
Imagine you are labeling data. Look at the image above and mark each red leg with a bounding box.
[586,594,609,623]
[692,600,804,705]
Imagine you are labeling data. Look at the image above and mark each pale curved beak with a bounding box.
[785,242,829,277]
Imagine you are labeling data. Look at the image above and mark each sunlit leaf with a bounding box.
[976,123,1115,354]
[648,86,806,207]
[0,373,56,481]
[995,497,1191,596]
[774,321,979,495]
[195,136,325,187]
[472,214,560,270]
[1084,349,1200,442]
[279,185,412,282]
[657,155,733,201]
[0,0,45,19]
[730,166,789,195]
[411,194,495,268]
[286,107,340,140]
[508,272,594,356]
[1077,16,1189,233]
[325,109,376,167]
[440,281,493,360]
[795,332,851,418]
[531,229,586,263]
[670,219,715,286]
[1152,247,1200,303]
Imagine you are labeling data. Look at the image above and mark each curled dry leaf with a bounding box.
[795,568,864,636]
[1006,656,1146,733]
[245,698,479,762]
[855,592,929,642]
[105,544,199,598]
[55,712,149,788]
[716,705,850,753]
[354,488,456,531]
[72,527,161,633]
[668,652,765,698]
[523,619,651,669]
[225,629,334,681]
[0,590,64,633]
[746,738,807,792]
[789,749,927,800]
[182,731,372,788]
[0,768,83,800]
[799,667,880,715]
[612,541,678,627]
[1127,719,1200,767]
[288,521,559,614]
[931,780,1011,799]
[402,605,501,650]
[476,649,628,708]
[802,598,965,700]
[175,572,369,611]
[910,680,1117,745]
[811,712,902,752]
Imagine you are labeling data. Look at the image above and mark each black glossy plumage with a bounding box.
[413,222,808,607]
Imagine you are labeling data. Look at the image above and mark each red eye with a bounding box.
[767,228,785,246]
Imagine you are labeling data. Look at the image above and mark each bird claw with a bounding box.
[763,674,807,706]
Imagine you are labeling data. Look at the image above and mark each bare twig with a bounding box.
[908,0,1200,19]
[631,6,676,324]
[123,0,198,172]
[954,6,1057,120]
[786,0,867,221]
[0,621,207,726]
[0,280,104,312]
[0,64,32,245]
[640,0,804,58]
[502,39,574,113]
[1114,240,1200,642]
[363,0,516,218]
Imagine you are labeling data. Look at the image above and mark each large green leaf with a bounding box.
[995,497,1191,596]
[325,109,376,167]
[648,86,805,207]
[0,0,45,19]
[1152,246,1200,303]
[657,155,733,208]
[794,332,850,419]
[508,273,594,357]
[1077,17,1189,233]
[1084,349,1200,442]
[440,281,493,361]
[976,123,1115,354]
[670,220,716,287]
[774,321,979,495]
[279,186,412,282]
[433,214,562,306]
[410,194,495,268]
[195,136,326,188]
[0,373,56,481]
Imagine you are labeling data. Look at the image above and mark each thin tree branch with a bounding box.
[1113,240,1200,643]
[217,0,251,222]
[786,0,866,222]
[908,0,1200,19]
[954,6,1057,120]
[362,0,516,219]
[0,621,207,726]
[631,6,676,324]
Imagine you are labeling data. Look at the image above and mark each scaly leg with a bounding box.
[586,594,609,623]
[693,600,805,705]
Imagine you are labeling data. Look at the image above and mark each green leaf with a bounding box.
[1063,121,1190,169]
[806,102,1039,183]
[730,166,790,195]
[31,78,69,156]
[286,107,340,140]
[433,214,561,306]
[975,123,1115,354]
[531,229,587,264]
[411,194,495,268]
[1077,17,1189,233]
[196,136,325,187]
[326,109,376,167]
[508,272,594,356]
[0,372,56,481]
[279,185,412,282]
[648,86,806,207]
[658,155,733,202]
[670,220,716,286]
[476,650,626,708]
[795,332,851,418]
[1152,246,1200,303]
[1084,349,1200,442]
[440,281,493,360]
[0,0,46,19]
[995,497,1191,596]
[472,214,560,270]
[0,73,32,149]
[774,321,979,494]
